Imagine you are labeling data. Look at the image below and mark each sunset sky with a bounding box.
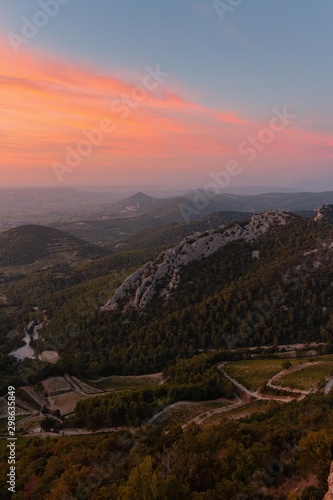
[0,0,332,190]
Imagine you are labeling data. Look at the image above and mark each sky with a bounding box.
[0,0,332,190]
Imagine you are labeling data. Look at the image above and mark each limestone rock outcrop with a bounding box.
[103,211,293,312]
[315,204,333,223]
[324,462,333,500]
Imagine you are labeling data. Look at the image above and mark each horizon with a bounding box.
[2,184,333,202]
[1,182,333,194]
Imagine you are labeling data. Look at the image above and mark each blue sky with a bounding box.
[2,1,331,114]
[0,0,332,188]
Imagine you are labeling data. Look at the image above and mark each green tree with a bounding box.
[118,456,163,500]
[40,417,57,432]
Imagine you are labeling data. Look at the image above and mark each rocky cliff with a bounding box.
[315,204,333,223]
[324,462,333,500]
[102,211,293,312]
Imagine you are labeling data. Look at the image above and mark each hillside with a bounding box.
[111,191,157,213]
[103,211,293,312]
[40,210,333,376]
[116,211,253,250]
[0,224,106,267]
[315,204,333,223]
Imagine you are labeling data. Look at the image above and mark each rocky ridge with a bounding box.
[325,462,333,500]
[103,211,293,312]
[315,204,333,223]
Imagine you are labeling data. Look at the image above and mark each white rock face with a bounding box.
[315,204,333,222]
[324,462,333,500]
[102,211,293,312]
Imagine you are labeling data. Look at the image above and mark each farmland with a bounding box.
[274,361,333,391]
[94,373,163,391]
[42,377,72,396]
[150,400,229,429]
[203,399,279,426]
[222,358,321,391]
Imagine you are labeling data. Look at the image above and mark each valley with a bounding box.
[1,190,333,498]
[1,346,332,436]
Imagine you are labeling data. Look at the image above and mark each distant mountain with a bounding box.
[118,211,253,250]
[291,177,333,192]
[112,191,157,213]
[2,187,333,231]
[184,190,333,214]
[0,224,106,266]
[52,191,330,247]
[111,190,333,223]
[237,191,333,212]
[218,185,302,195]
[111,191,247,222]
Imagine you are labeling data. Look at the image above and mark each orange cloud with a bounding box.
[0,39,332,186]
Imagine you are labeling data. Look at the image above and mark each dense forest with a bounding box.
[1,216,333,385]
[26,217,333,377]
[75,355,234,429]
[1,391,333,499]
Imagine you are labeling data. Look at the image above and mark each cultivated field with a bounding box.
[63,375,103,394]
[223,358,309,391]
[275,362,333,391]
[94,373,163,391]
[151,400,228,429]
[42,377,72,395]
[203,400,279,426]
[0,396,36,419]
[47,391,91,414]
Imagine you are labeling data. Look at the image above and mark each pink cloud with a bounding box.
[0,39,332,186]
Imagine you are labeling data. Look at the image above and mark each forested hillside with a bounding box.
[1,392,332,499]
[0,224,106,266]
[38,215,333,377]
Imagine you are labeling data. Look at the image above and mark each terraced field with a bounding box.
[151,400,229,429]
[94,373,163,391]
[203,400,278,426]
[64,375,103,394]
[223,358,308,391]
[42,377,72,395]
[17,388,41,411]
[0,396,36,419]
[42,375,103,396]
[47,391,90,415]
[274,362,333,391]
[0,397,9,418]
